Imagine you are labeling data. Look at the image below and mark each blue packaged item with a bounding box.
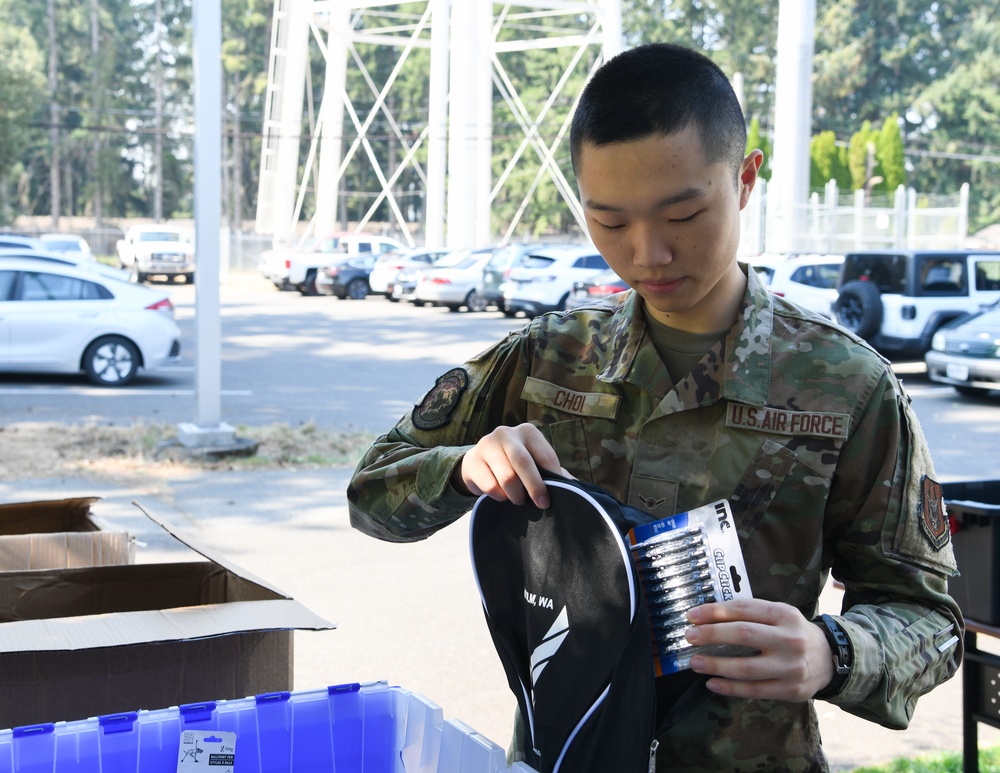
[628,500,755,676]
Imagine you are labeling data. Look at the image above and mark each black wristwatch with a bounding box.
[813,614,852,699]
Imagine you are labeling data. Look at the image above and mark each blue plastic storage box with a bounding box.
[0,682,538,773]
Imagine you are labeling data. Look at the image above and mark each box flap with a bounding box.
[132,501,291,597]
[0,497,102,535]
[0,599,335,653]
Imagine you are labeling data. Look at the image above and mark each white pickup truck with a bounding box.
[258,232,405,294]
[117,224,196,284]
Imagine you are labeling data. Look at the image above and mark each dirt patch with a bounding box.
[0,421,376,483]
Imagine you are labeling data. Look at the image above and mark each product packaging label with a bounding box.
[177,730,237,773]
[628,499,755,676]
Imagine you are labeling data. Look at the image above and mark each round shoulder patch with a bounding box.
[412,367,470,430]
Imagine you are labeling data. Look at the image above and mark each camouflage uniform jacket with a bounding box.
[348,265,963,772]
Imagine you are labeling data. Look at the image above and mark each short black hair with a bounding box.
[570,43,747,178]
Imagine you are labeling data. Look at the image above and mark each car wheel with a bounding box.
[502,308,518,318]
[185,272,195,284]
[833,280,883,340]
[83,336,140,386]
[557,292,570,312]
[300,270,320,296]
[346,278,369,300]
[466,290,488,312]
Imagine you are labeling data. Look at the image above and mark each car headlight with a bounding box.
[931,331,946,351]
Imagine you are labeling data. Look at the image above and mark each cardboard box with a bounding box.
[0,497,134,571]
[944,480,1000,625]
[0,504,335,730]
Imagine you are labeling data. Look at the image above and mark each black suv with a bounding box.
[832,249,1000,358]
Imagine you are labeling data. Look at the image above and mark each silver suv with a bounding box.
[832,250,1000,358]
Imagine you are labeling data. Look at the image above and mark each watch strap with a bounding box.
[813,613,852,699]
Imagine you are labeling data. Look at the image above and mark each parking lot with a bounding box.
[2,270,998,480]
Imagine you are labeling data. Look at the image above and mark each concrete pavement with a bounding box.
[1,467,995,771]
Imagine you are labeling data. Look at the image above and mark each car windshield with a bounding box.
[138,231,185,242]
[432,249,474,268]
[520,256,556,270]
[41,238,84,252]
[487,244,525,270]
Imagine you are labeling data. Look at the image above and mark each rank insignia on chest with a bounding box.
[412,367,469,430]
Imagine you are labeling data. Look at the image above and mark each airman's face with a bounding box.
[576,126,762,333]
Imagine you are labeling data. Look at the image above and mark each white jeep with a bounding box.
[832,249,1000,358]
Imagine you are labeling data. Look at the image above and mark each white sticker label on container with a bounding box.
[177,730,237,773]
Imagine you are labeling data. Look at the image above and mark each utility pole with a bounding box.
[153,0,164,222]
[177,0,248,452]
[47,0,60,230]
[769,0,816,254]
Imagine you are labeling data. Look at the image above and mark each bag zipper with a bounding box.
[648,738,660,773]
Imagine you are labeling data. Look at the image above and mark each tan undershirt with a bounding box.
[642,307,726,386]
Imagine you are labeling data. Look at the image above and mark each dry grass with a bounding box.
[0,421,376,482]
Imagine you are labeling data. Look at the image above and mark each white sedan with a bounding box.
[0,258,181,385]
[412,247,496,311]
[369,247,449,296]
[0,247,131,282]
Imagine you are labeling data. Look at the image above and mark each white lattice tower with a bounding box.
[255,1,622,248]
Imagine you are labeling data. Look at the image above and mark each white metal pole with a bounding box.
[188,0,225,438]
[447,0,492,248]
[426,0,450,247]
[601,0,623,59]
[316,4,350,236]
[770,0,816,254]
[474,0,493,246]
[446,0,475,249]
[274,0,311,246]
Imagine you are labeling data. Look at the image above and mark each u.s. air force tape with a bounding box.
[726,403,850,439]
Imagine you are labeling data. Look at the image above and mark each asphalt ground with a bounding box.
[3,467,997,771]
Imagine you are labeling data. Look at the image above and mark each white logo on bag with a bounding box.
[524,588,554,609]
[529,606,569,689]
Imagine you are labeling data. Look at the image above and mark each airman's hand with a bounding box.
[452,423,568,509]
[684,598,836,702]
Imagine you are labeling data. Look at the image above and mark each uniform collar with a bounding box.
[598,264,773,406]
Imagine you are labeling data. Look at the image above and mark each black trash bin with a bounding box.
[943,480,1000,625]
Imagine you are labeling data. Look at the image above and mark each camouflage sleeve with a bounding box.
[820,366,963,728]
[347,331,531,542]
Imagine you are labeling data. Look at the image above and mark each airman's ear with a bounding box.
[739,150,764,208]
